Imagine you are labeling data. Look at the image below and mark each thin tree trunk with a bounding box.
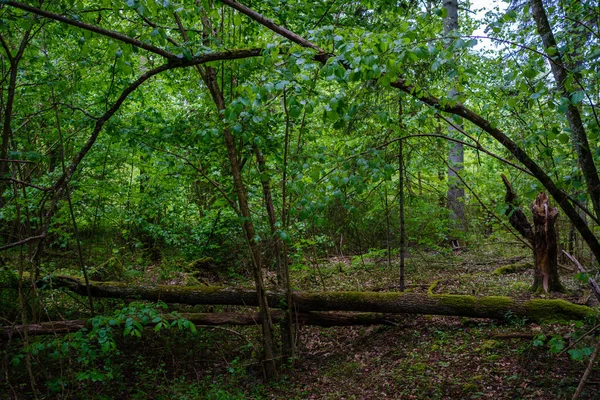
[254,144,294,361]
[572,335,600,400]
[182,12,278,378]
[280,88,295,361]
[203,68,277,378]
[398,99,406,292]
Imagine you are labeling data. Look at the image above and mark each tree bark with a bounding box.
[38,275,593,322]
[443,0,465,233]
[398,98,406,291]
[530,193,562,293]
[529,0,600,221]
[501,175,563,293]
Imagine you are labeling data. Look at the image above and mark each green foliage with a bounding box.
[9,301,198,391]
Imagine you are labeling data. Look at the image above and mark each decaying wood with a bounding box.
[0,311,407,337]
[33,275,593,323]
[501,175,563,293]
[531,192,561,293]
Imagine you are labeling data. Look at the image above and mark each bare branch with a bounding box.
[139,141,239,214]
[0,177,50,191]
[0,234,46,251]
[0,159,34,164]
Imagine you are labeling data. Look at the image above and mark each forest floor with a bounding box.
[2,243,600,399]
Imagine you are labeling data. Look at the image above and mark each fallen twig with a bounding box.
[572,335,600,400]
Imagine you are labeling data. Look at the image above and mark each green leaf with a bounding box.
[529,92,541,100]
[571,91,585,105]
[523,68,538,79]
[568,349,583,361]
[557,134,569,144]
[434,7,448,18]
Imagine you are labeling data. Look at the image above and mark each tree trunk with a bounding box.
[191,12,278,377]
[254,144,295,361]
[444,0,465,235]
[530,0,600,221]
[501,175,563,293]
[531,193,562,293]
[398,99,406,291]
[38,275,592,322]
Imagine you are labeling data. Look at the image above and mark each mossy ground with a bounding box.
[2,243,599,399]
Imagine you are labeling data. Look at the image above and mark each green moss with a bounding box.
[434,294,477,308]
[478,296,514,309]
[427,280,439,295]
[186,257,215,272]
[462,383,479,393]
[409,362,428,372]
[493,262,532,275]
[523,299,592,323]
[479,340,500,352]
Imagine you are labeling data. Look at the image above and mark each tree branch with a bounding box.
[218,0,329,60]
[0,234,46,251]
[6,1,175,59]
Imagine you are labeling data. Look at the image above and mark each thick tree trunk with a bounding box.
[38,275,592,322]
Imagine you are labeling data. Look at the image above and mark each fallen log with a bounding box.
[38,275,594,323]
[0,311,407,337]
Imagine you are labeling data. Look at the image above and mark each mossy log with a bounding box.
[493,262,533,275]
[35,275,594,323]
[0,311,407,337]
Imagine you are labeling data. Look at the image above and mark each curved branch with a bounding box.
[217,0,330,61]
[7,1,175,59]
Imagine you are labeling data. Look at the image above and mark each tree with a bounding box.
[443,0,466,245]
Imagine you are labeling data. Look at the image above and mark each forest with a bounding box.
[1,0,600,398]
